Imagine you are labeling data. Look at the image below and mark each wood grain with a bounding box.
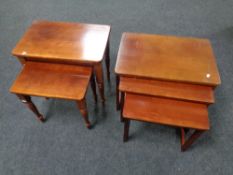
[12,20,111,63]
[123,93,209,130]
[115,33,221,86]
[119,77,214,104]
[10,62,92,100]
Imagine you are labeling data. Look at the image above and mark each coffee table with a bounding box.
[12,20,111,103]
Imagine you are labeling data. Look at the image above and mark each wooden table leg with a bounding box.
[180,128,204,151]
[77,98,91,129]
[116,75,120,110]
[90,74,97,103]
[120,92,125,122]
[94,62,105,104]
[105,39,110,82]
[123,119,130,142]
[16,94,45,122]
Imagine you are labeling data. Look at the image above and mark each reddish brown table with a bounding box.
[10,62,97,128]
[115,33,220,84]
[115,32,221,109]
[115,33,221,151]
[12,20,111,103]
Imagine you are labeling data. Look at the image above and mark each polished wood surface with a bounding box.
[115,33,221,86]
[123,93,209,130]
[119,77,214,104]
[12,20,111,63]
[10,61,94,128]
[10,62,92,100]
[12,20,111,102]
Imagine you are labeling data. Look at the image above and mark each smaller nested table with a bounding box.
[115,33,221,151]
[123,93,209,152]
[10,61,97,129]
[12,20,111,103]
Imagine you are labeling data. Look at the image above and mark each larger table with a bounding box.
[12,20,111,102]
[115,33,221,151]
[115,32,221,107]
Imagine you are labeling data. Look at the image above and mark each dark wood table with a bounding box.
[12,20,111,103]
[115,33,221,151]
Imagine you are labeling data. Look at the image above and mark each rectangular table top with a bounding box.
[12,20,111,63]
[119,77,214,104]
[10,62,92,100]
[123,93,209,130]
[115,33,221,86]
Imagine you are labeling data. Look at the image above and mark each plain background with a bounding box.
[0,0,233,174]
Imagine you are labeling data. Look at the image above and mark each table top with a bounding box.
[12,20,111,63]
[115,33,221,86]
[10,62,92,100]
[119,77,214,104]
[123,93,209,130]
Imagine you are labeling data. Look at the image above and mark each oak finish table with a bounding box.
[115,33,221,151]
[12,20,111,102]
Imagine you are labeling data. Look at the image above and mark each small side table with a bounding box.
[115,33,221,151]
[12,20,111,103]
[115,33,221,109]
[10,61,97,129]
[122,93,210,152]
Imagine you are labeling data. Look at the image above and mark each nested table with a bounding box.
[12,20,111,102]
[115,32,221,108]
[115,33,221,151]
[10,62,97,128]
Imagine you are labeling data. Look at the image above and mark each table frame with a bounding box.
[15,39,110,103]
[12,20,111,103]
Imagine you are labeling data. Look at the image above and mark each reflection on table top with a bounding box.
[12,20,111,63]
[115,33,221,86]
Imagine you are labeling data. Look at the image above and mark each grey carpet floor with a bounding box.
[0,0,233,174]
